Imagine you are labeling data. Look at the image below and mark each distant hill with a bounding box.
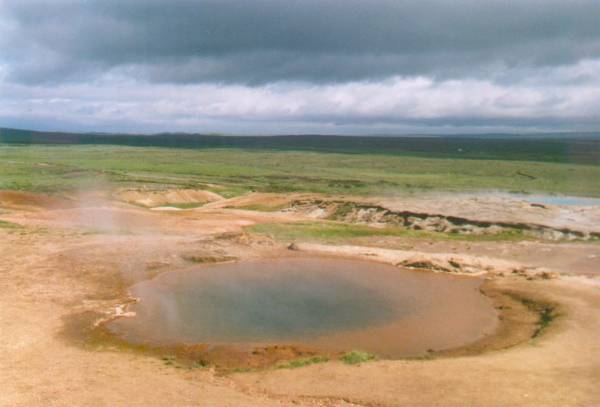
[1,127,599,165]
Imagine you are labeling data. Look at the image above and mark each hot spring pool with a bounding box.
[108,258,498,357]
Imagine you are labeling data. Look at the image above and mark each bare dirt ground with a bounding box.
[1,189,599,406]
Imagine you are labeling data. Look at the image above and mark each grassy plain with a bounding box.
[2,144,600,197]
[3,127,600,165]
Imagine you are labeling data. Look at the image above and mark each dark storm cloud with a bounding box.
[2,0,600,134]
[2,0,600,85]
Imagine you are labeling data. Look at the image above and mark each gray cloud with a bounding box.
[2,68,600,134]
[1,0,600,133]
[2,0,600,85]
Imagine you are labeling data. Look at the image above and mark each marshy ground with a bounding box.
[1,144,600,406]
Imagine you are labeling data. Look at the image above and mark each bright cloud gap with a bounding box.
[2,65,600,134]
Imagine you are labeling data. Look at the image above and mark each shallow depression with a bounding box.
[108,258,499,357]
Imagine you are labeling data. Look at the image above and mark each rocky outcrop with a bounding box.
[284,199,599,241]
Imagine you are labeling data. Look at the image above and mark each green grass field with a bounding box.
[1,144,600,197]
[247,221,529,243]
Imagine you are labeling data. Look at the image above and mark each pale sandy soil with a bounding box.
[375,193,600,234]
[1,190,599,406]
[114,188,224,208]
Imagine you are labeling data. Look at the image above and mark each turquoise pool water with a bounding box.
[107,258,496,356]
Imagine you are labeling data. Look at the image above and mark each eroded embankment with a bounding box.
[292,242,560,279]
[284,199,600,241]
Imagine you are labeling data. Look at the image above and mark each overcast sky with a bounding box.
[1,0,600,134]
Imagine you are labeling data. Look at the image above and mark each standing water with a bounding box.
[508,194,600,207]
[108,258,498,357]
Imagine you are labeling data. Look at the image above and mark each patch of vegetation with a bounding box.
[456,229,530,242]
[161,355,177,365]
[536,308,556,337]
[181,254,237,263]
[0,219,21,229]
[247,221,391,241]
[189,360,209,369]
[511,295,558,339]
[523,301,558,339]
[341,351,376,365]
[79,228,134,236]
[276,356,329,369]
[247,221,529,243]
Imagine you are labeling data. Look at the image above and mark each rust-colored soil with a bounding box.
[1,190,599,406]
